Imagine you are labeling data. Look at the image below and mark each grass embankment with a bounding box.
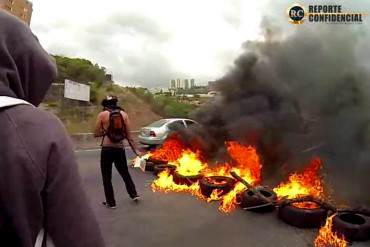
[42,55,196,134]
[50,84,162,133]
[128,87,197,118]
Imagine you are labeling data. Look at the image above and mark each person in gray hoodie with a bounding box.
[0,11,105,247]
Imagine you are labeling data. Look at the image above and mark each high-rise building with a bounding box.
[0,0,33,25]
[190,79,195,88]
[170,79,176,89]
[105,74,113,82]
[176,79,181,89]
[184,79,189,90]
[208,81,217,90]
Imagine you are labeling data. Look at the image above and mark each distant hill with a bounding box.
[42,83,162,133]
[53,55,106,85]
[41,56,162,133]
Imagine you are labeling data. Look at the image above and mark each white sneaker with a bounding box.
[132,196,140,202]
[102,201,117,209]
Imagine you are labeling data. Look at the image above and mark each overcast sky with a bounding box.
[30,0,268,88]
[30,0,370,88]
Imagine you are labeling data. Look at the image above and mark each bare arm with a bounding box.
[94,112,104,137]
[122,112,140,156]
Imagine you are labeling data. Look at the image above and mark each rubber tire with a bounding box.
[278,202,328,228]
[199,176,236,197]
[153,164,176,176]
[147,158,167,165]
[173,171,203,186]
[239,186,277,213]
[332,212,370,241]
[148,144,158,150]
[144,161,156,172]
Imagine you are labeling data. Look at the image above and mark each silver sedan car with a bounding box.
[138,118,198,147]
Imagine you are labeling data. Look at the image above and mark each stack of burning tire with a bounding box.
[238,186,277,212]
[278,196,370,244]
[145,157,166,172]
[199,176,236,197]
[332,209,370,242]
[230,171,278,213]
[153,164,177,176]
[278,197,331,228]
[173,171,203,186]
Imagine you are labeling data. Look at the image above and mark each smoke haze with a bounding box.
[186,1,370,206]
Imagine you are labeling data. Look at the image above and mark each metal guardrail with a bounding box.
[71,131,140,136]
[70,131,142,150]
[70,131,141,143]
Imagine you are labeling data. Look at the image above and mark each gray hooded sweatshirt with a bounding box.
[0,11,105,247]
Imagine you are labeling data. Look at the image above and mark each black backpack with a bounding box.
[106,109,126,143]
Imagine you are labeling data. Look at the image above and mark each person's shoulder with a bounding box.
[98,110,109,117]
[120,110,128,118]
[5,104,67,138]
[7,104,60,124]
[3,105,72,175]
[96,111,109,122]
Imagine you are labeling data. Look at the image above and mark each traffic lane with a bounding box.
[75,150,369,247]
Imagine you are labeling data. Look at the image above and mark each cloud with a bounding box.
[71,13,177,87]
[30,0,265,88]
[189,0,370,204]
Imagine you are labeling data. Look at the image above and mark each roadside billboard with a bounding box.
[64,79,90,102]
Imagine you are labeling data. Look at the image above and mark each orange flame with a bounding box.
[314,215,347,247]
[226,141,262,184]
[151,150,205,199]
[292,201,320,209]
[203,163,232,177]
[151,170,203,198]
[149,135,187,162]
[151,141,263,213]
[172,151,207,176]
[219,180,246,213]
[207,189,223,203]
[218,142,263,213]
[273,157,324,201]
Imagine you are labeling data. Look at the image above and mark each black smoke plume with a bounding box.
[184,20,370,205]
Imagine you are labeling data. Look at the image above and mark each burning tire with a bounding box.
[147,158,167,165]
[332,212,370,241]
[199,176,236,198]
[278,201,328,228]
[153,164,176,176]
[238,186,277,212]
[146,157,168,172]
[144,161,156,172]
[173,171,202,186]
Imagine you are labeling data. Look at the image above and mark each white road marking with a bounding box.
[75,147,135,153]
[75,149,100,153]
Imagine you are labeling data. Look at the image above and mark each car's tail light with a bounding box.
[150,131,156,137]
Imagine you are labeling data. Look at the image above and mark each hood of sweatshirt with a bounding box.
[0,10,57,106]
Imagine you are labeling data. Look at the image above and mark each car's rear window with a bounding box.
[148,119,168,127]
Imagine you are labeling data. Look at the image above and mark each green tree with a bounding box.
[53,55,106,85]
[127,87,196,118]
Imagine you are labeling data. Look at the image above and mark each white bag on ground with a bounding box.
[133,156,146,172]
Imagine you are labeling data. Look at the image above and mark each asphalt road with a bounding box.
[75,149,369,247]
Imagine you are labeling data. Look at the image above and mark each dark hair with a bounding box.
[101,96,118,109]
[101,99,109,108]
